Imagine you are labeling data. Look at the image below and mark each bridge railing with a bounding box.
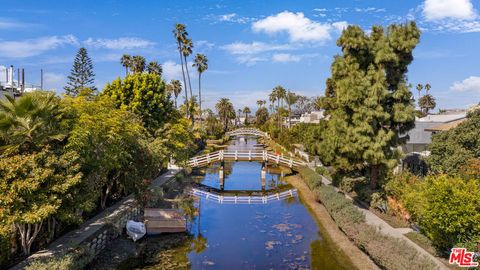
[187,150,306,168]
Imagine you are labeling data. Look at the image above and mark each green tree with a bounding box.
[66,96,151,209]
[418,175,479,250]
[0,91,67,155]
[120,54,132,76]
[215,98,235,132]
[64,47,96,96]
[427,112,480,174]
[193,53,208,122]
[147,61,162,76]
[166,80,182,108]
[173,24,189,117]
[255,107,269,127]
[319,22,420,188]
[415,83,423,101]
[285,91,298,127]
[242,106,251,125]
[0,149,81,255]
[102,73,176,131]
[204,109,223,138]
[418,94,436,114]
[131,55,146,74]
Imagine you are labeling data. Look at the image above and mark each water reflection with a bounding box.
[131,136,350,270]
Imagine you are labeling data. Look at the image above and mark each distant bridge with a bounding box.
[225,128,268,138]
[187,150,307,169]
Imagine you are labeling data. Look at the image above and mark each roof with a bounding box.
[424,118,466,132]
[416,113,466,123]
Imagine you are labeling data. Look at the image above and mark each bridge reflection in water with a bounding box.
[189,182,297,204]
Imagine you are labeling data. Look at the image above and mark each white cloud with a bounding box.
[252,11,329,42]
[450,76,480,92]
[331,21,349,32]
[272,53,301,63]
[162,61,183,82]
[196,40,215,51]
[0,18,37,29]
[0,35,78,58]
[354,7,386,13]
[43,72,66,90]
[423,0,477,21]
[252,11,346,43]
[221,41,292,55]
[217,13,252,24]
[84,37,155,50]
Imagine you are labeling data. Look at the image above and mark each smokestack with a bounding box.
[8,65,14,86]
[21,68,25,92]
[40,69,43,90]
[17,68,20,89]
[5,67,8,83]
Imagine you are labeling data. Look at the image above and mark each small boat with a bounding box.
[126,220,146,242]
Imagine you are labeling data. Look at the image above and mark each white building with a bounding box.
[0,65,41,100]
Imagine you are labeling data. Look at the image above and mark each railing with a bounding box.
[190,188,297,204]
[225,128,268,138]
[187,150,307,168]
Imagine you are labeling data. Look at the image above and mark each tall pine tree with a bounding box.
[64,47,96,96]
[319,22,420,189]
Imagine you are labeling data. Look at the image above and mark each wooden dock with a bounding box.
[144,208,186,234]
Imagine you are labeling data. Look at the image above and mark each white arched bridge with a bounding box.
[187,150,307,169]
[225,128,269,138]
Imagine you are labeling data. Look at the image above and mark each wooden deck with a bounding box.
[187,150,306,169]
[144,208,186,235]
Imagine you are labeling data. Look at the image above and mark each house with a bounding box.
[403,112,467,154]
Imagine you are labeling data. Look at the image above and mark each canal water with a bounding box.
[134,136,353,270]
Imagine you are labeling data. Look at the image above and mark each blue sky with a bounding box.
[1,0,480,111]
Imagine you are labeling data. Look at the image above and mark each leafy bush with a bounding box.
[348,223,437,270]
[314,166,331,180]
[25,247,93,270]
[370,192,387,213]
[299,170,438,269]
[313,185,365,227]
[339,176,366,193]
[297,167,323,190]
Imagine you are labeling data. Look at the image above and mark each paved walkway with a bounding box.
[312,166,449,270]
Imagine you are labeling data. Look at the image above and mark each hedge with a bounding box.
[301,171,438,270]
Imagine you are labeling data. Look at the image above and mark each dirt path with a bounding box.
[285,175,379,270]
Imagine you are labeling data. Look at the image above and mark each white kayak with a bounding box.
[126,220,146,242]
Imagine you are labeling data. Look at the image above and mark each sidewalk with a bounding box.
[312,166,449,270]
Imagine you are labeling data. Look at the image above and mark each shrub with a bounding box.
[25,247,93,270]
[349,223,437,270]
[299,169,438,270]
[339,176,366,193]
[370,192,387,213]
[298,167,323,190]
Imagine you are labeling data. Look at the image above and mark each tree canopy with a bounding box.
[102,73,176,131]
[319,22,420,188]
[64,47,96,96]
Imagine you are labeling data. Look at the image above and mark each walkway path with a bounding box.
[311,165,449,270]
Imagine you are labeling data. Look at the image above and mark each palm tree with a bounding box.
[0,92,66,154]
[276,86,286,108]
[285,91,298,128]
[120,54,132,76]
[257,100,263,108]
[215,98,235,132]
[182,38,194,101]
[147,61,162,76]
[269,92,277,112]
[243,106,251,125]
[168,80,182,108]
[193,53,208,123]
[425,83,431,94]
[237,109,242,126]
[173,23,189,117]
[419,94,436,114]
[131,55,146,74]
[312,96,322,111]
[416,83,423,101]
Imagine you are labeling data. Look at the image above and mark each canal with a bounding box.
[133,136,353,269]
